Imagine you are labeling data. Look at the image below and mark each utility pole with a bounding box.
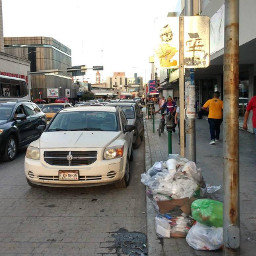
[179,16,185,157]
[223,0,240,252]
[185,0,196,162]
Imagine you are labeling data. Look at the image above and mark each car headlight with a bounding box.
[104,146,124,160]
[26,146,40,160]
[0,129,4,134]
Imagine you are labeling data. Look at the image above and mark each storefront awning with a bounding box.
[0,75,26,82]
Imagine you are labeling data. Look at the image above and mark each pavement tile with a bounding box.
[144,109,256,256]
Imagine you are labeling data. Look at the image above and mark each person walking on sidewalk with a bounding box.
[243,95,256,135]
[202,91,223,145]
[159,96,166,108]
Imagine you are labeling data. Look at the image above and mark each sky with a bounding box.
[2,0,180,82]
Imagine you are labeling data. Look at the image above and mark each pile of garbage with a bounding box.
[141,154,223,250]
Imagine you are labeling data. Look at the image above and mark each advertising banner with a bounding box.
[47,88,59,98]
[148,80,158,94]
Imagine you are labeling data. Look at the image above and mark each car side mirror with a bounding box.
[124,124,135,133]
[15,114,27,120]
[37,124,46,133]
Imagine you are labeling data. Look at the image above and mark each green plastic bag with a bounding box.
[191,199,223,227]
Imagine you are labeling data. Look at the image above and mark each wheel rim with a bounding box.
[7,138,16,159]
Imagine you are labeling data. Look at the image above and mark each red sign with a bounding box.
[0,71,28,83]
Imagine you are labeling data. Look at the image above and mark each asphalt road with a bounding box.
[0,142,146,256]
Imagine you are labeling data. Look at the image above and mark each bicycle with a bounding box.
[157,112,175,136]
[158,113,166,136]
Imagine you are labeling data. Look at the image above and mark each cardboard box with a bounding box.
[156,197,196,215]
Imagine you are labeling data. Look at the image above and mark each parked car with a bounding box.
[55,97,69,103]
[0,101,46,161]
[25,106,135,188]
[74,102,90,107]
[106,102,144,148]
[41,103,72,122]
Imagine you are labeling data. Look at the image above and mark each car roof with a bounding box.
[60,106,118,113]
[43,103,69,106]
[107,102,135,107]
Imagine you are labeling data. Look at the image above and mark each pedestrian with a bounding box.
[243,95,256,135]
[159,96,166,108]
[202,91,223,145]
[155,96,176,132]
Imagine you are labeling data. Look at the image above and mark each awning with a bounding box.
[0,75,26,82]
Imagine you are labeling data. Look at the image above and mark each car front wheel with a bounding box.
[115,159,130,188]
[2,135,17,161]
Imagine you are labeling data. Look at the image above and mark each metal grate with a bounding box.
[44,151,97,166]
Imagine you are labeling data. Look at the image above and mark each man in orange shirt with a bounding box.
[202,91,223,145]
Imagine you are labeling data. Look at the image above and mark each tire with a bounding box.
[26,178,39,188]
[158,125,161,136]
[2,135,17,161]
[115,159,130,188]
[133,129,141,149]
[129,148,134,162]
[161,122,164,133]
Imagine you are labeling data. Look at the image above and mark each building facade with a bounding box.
[0,0,30,101]
[194,0,256,132]
[4,37,74,101]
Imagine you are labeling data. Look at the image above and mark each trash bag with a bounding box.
[186,222,223,250]
[191,199,223,227]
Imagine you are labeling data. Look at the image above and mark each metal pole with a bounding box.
[152,113,155,133]
[223,0,240,252]
[179,16,185,157]
[185,0,196,162]
[168,131,172,154]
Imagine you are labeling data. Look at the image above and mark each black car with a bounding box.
[0,101,46,161]
[107,102,144,148]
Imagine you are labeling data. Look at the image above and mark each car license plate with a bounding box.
[59,170,79,180]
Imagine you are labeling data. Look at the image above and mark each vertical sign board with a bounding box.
[184,16,210,118]
[184,16,210,68]
[155,17,179,69]
[148,80,158,94]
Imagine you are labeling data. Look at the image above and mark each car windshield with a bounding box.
[42,105,64,113]
[47,111,118,131]
[0,105,13,120]
[120,106,135,119]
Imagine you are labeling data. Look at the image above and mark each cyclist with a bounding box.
[154,96,176,132]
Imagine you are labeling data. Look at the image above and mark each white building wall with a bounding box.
[0,0,4,52]
[202,0,256,49]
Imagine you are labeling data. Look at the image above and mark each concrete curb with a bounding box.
[144,118,164,256]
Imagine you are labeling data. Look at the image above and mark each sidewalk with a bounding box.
[144,111,256,256]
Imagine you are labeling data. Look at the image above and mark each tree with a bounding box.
[81,91,95,101]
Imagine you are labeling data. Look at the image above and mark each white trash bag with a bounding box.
[186,222,223,250]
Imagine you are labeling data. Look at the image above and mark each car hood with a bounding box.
[39,131,121,149]
[127,119,135,125]
[0,120,8,125]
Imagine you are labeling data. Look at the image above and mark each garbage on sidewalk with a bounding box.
[191,199,223,227]
[186,222,223,250]
[141,154,223,250]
